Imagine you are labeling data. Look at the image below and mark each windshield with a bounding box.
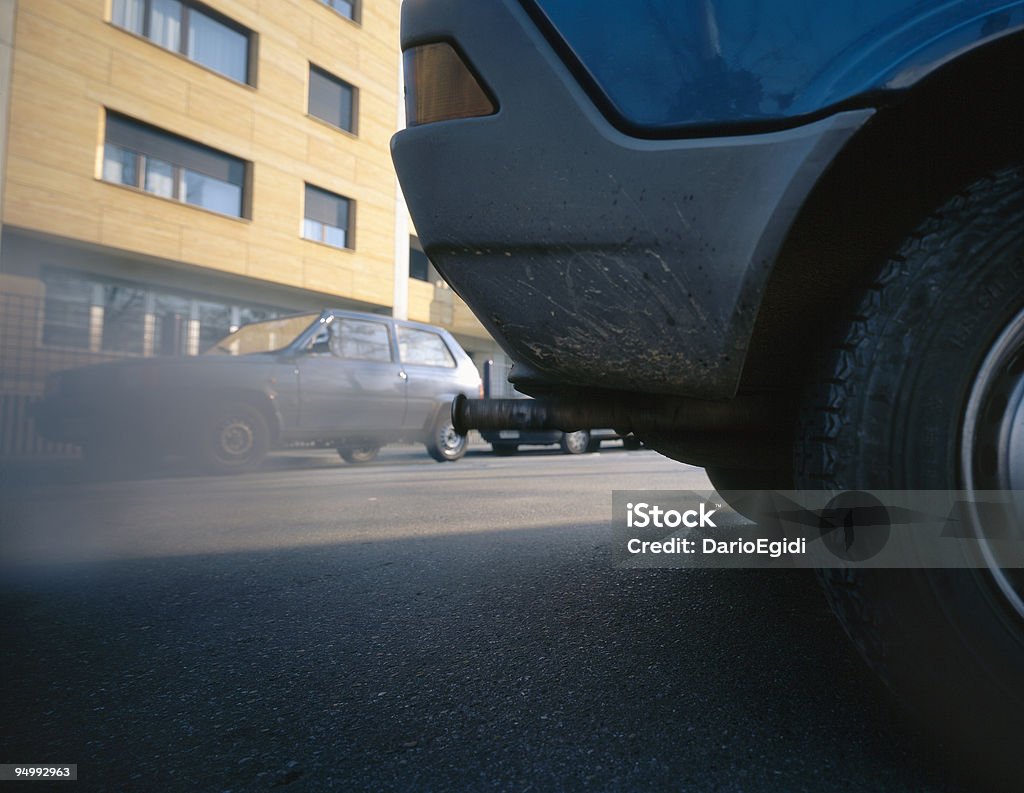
[204,313,319,355]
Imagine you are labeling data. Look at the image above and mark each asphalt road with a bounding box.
[0,445,963,792]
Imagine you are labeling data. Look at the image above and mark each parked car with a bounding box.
[36,310,482,472]
[485,426,640,455]
[392,1,1024,785]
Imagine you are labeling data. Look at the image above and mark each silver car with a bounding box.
[36,310,482,473]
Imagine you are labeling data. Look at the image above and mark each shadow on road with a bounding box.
[0,522,959,792]
[0,443,650,489]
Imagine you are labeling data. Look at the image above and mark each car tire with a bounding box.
[197,401,270,474]
[426,411,468,462]
[560,430,591,455]
[794,167,1024,788]
[491,443,518,456]
[338,444,380,464]
[622,436,643,451]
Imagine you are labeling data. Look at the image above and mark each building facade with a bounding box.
[0,0,504,456]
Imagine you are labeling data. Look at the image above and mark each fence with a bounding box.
[0,394,79,458]
[0,292,145,458]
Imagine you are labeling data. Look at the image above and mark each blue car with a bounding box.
[392,1,1024,785]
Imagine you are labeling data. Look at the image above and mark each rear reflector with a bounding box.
[404,43,496,126]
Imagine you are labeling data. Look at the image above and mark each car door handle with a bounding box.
[399,371,408,380]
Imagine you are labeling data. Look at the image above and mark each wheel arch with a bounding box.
[740,29,1024,394]
[188,388,283,448]
[423,391,473,434]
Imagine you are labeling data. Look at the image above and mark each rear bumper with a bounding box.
[392,0,872,400]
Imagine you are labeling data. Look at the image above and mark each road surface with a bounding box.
[0,445,959,791]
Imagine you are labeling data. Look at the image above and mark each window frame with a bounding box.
[329,317,394,363]
[302,183,355,250]
[110,0,257,86]
[102,111,252,220]
[319,0,360,25]
[307,63,359,136]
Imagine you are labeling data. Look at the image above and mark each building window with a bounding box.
[111,0,254,85]
[103,112,249,218]
[41,270,285,356]
[320,0,358,23]
[409,245,430,282]
[41,273,93,350]
[101,284,148,354]
[196,300,234,352]
[308,65,357,134]
[303,185,353,249]
[409,236,444,283]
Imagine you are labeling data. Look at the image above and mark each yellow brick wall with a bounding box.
[407,278,434,324]
[451,292,490,339]
[3,0,400,308]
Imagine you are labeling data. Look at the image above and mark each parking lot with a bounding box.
[0,444,958,791]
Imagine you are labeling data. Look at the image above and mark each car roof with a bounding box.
[320,308,456,338]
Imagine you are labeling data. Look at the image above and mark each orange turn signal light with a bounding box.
[404,43,496,127]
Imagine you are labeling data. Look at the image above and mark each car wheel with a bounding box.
[338,444,380,464]
[794,167,1024,787]
[560,430,591,455]
[197,401,270,474]
[426,411,467,462]
[622,436,643,451]
[491,443,518,456]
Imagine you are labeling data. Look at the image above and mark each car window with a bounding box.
[206,313,319,355]
[397,327,456,368]
[330,318,392,362]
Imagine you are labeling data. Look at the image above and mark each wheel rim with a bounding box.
[217,417,255,460]
[961,305,1024,621]
[565,431,588,453]
[350,444,378,461]
[439,423,465,455]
